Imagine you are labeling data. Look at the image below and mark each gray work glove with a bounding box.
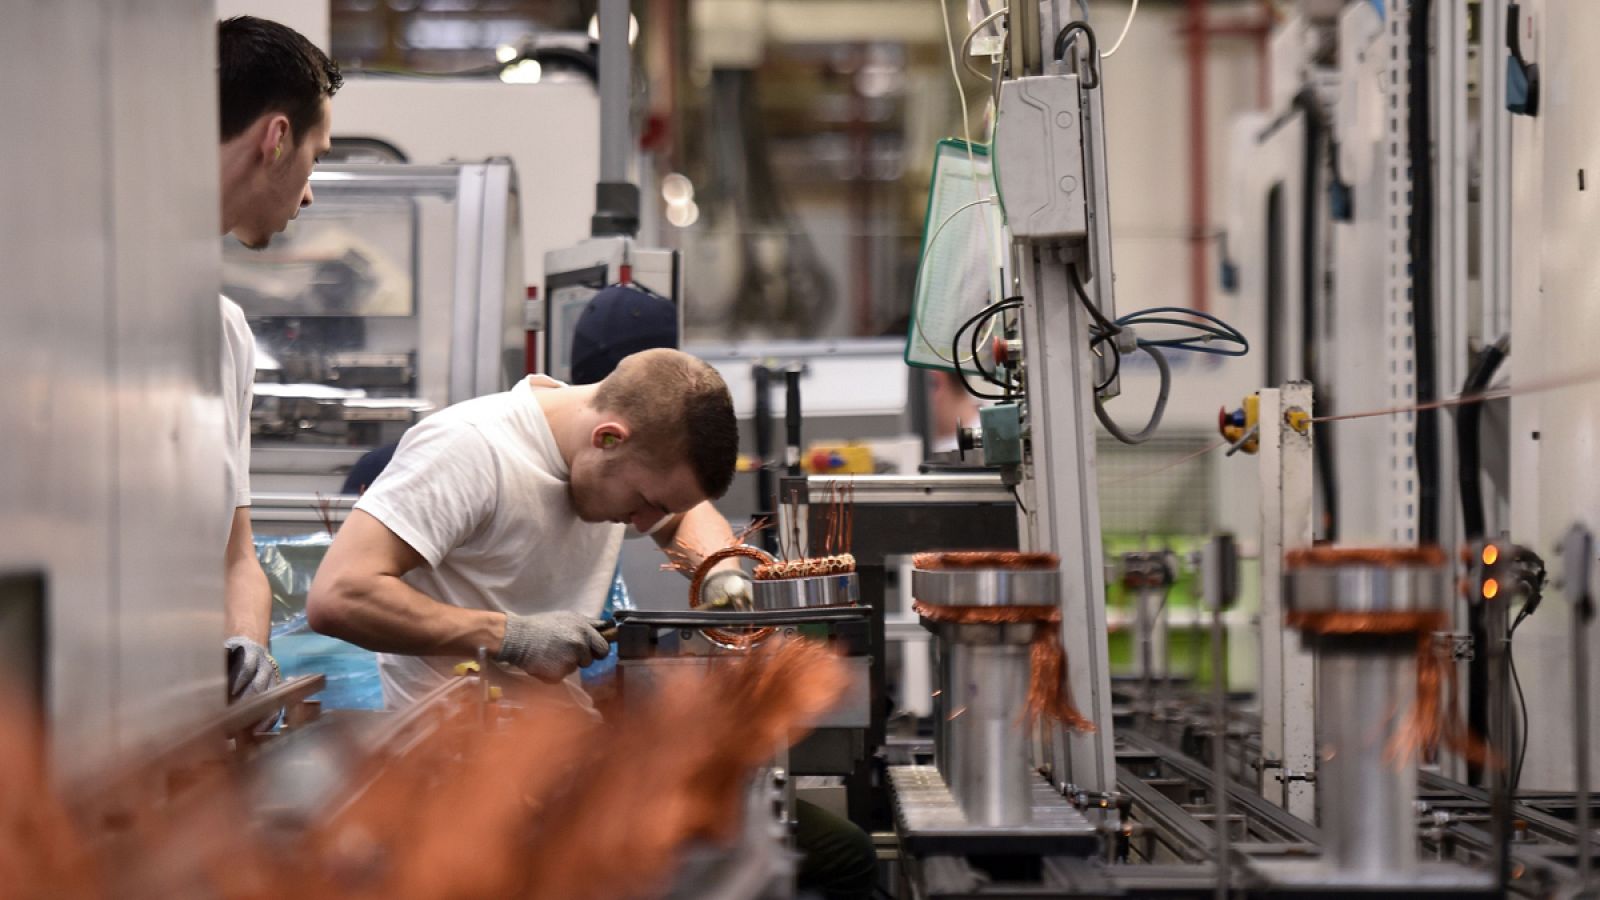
[701,569,754,611]
[496,611,611,682]
[225,635,281,702]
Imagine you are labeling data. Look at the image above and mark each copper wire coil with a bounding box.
[911,551,1060,571]
[689,545,778,649]
[912,600,1093,733]
[1284,545,1447,569]
[911,601,1060,625]
[752,554,857,581]
[1285,610,1448,636]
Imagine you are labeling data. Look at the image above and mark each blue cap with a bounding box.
[569,284,679,385]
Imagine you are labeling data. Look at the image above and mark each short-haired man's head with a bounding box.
[218,16,342,144]
[592,349,738,500]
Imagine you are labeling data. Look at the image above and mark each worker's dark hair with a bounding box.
[595,349,739,500]
[218,16,342,143]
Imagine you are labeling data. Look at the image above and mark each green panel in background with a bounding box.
[1102,533,1205,610]
[1106,624,1229,689]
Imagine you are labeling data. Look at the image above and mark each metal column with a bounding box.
[1014,8,1120,794]
[1257,384,1317,820]
[1383,0,1420,544]
[1017,254,1115,795]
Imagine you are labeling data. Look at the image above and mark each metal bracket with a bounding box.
[1434,631,1476,662]
[1253,756,1283,774]
[1275,769,1317,785]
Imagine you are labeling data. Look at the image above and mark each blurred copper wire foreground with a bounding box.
[1,638,849,900]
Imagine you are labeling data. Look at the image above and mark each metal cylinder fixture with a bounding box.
[946,624,1035,825]
[1284,547,1447,883]
[914,556,1062,828]
[751,572,858,611]
[1317,648,1419,877]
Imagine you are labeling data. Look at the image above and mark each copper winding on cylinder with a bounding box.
[753,554,857,581]
[1284,545,1447,568]
[1285,611,1448,636]
[912,600,1094,733]
[912,551,1059,571]
[1285,610,1495,768]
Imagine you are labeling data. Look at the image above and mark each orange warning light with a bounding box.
[1483,578,1500,600]
[1482,544,1500,566]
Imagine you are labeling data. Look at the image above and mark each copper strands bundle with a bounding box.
[765,482,857,579]
[913,601,1094,733]
[1287,610,1494,768]
[660,518,769,580]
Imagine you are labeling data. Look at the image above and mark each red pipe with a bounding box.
[1186,0,1210,314]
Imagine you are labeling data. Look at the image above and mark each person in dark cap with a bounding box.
[569,283,679,385]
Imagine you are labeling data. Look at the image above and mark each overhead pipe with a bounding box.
[1186,0,1210,314]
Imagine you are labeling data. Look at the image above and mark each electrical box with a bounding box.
[994,74,1089,243]
[979,403,1023,467]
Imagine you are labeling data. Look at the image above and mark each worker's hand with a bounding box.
[224,635,281,702]
[701,569,754,611]
[496,611,611,683]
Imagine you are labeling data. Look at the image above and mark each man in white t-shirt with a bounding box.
[305,349,743,705]
[217,16,341,701]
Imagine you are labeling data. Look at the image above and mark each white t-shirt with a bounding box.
[220,296,255,517]
[354,375,625,707]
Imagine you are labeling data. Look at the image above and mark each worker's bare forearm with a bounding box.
[307,572,504,657]
[654,501,741,575]
[224,507,272,645]
[224,557,273,645]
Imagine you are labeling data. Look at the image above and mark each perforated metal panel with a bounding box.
[1384,0,1420,544]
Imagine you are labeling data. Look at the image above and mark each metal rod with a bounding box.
[1563,524,1595,886]
[785,367,802,476]
[1487,590,1513,891]
[1210,603,1230,899]
[477,645,491,731]
[1203,535,1237,899]
[596,0,630,185]
[1576,589,1593,887]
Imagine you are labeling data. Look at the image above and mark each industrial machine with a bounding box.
[225,160,528,495]
[10,0,1600,897]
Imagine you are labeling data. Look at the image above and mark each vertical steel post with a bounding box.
[1257,384,1317,820]
[1562,525,1594,886]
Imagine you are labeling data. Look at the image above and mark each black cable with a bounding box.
[1461,338,1510,784]
[1010,484,1030,516]
[1510,607,1531,794]
[1068,263,1120,337]
[969,297,1022,390]
[1052,21,1101,89]
[1410,0,1441,545]
[1292,87,1341,544]
[1458,337,1511,539]
[951,299,1022,400]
